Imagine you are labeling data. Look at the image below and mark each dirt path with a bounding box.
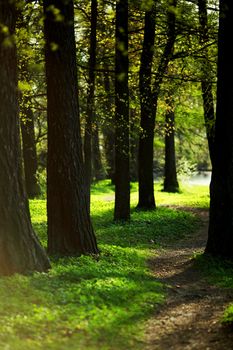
[145,208,233,350]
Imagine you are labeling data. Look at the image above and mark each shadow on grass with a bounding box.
[0,244,164,350]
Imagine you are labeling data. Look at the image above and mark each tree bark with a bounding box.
[198,0,215,164]
[137,0,177,210]
[20,95,41,198]
[18,6,41,199]
[137,5,156,210]
[205,0,233,258]
[0,1,50,275]
[163,97,179,192]
[92,121,105,181]
[114,0,130,221]
[103,68,115,183]
[84,0,98,211]
[44,0,98,256]
[130,108,139,182]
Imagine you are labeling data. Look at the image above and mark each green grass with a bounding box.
[194,254,233,325]
[0,180,209,350]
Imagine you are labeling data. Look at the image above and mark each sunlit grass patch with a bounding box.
[0,180,209,349]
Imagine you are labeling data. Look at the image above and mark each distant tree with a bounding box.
[43,0,98,255]
[198,0,215,164]
[205,0,233,258]
[92,121,105,181]
[163,94,179,193]
[137,2,156,210]
[18,6,41,198]
[0,1,50,275]
[114,0,130,221]
[20,94,41,198]
[84,0,98,211]
[137,0,177,209]
[103,67,115,183]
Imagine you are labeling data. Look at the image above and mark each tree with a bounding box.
[137,0,177,209]
[84,0,98,211]
[103,67,115,183]
[18,5,41,198]
[114,0,130,221]
[163,94,179,192]
[137,2,156,209]
[0,0,50,275]
[43,0,99,255]
[205,0,233,258]
[198,0,215,164]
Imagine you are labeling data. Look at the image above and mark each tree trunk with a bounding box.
[43,0,98,256]
[103,68,115,183]
[92,121,105,181]
[20,96,41,198]
[130,108,139,182]
[0,2,50,276]
[114,0,130,221]
[17,6,41,199]
[84,0,98,212]
[198,0,215,164]
[137,5,157,210]
[205,0,233,258]
[137,0,177,209]
[163,97,179,192]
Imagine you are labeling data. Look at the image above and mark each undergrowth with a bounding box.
[0,180,208,350]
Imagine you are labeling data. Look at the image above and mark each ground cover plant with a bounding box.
[195,255,233,326]
[0,181,208,350]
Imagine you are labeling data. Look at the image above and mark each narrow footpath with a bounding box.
[145,209,233,350]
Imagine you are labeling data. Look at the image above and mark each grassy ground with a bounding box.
[0,181,209,350]
[195,254,233,325]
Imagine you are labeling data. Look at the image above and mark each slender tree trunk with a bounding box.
[198,0,215,164]
[92,121,105,181]
[103,68,115,183]
[137,0,177,209]
[18,8,41,199]
[205,0,233,258]
[163,97,179,192]
[44,0,98,256]
[114,0,130,221]
[84,0,98,212]
[20,95,41,198]
[130,108,139,182]
[137,5,156,210]
[0,1,50,275]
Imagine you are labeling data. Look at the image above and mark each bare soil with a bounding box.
[145,208,233,350]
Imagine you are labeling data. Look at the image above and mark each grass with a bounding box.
[194,254,233,325]
[0,180,209,350]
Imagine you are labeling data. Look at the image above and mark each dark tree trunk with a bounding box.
[20,96,41,198]
[130,108,139,182]
[17,10,41,199]
[92,121,105,181]
[198,0,215,164]
[84,0,98,211]
[163,98,179,192]
[137,5,156,210]
[205,0,233,258]
[114,0,130,221]
[0,2,50,275]
[137,0,177,210]
[43,0,98,256]
[103,68,115,183]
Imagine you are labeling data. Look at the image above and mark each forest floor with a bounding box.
[145,208,233,350]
